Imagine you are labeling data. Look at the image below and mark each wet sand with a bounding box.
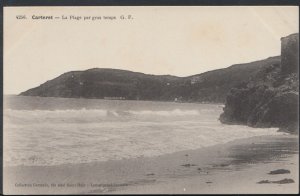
[3,134,298,194]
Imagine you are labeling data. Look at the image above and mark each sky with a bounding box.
[4,6,299,94]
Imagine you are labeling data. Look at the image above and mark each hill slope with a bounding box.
[20,57,281,103]
[184,56,280,102]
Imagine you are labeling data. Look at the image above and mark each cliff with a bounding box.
[20,57,280,103]
[281,33,299,75]
[220,33,299,133]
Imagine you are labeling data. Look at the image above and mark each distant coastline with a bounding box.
[5,95,225,107]
[20,56,281,104]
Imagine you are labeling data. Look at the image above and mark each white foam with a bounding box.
[4,107,283,167]
[128,109,200,116]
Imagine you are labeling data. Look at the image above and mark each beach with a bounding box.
[4,134,298,194]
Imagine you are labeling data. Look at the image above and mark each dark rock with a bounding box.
[257,180,271,184]
[181,164,197,167]
[272,178,295,184]
[257,179,295,184]
[258,92,299,131]
[268,169,291,175]
[146,173,155,176]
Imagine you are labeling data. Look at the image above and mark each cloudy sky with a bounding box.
[4,6,299,94]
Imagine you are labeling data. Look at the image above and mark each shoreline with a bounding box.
[3,134,298,194]
[5,94,225,106]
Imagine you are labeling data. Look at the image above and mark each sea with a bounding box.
[4,95,283,167]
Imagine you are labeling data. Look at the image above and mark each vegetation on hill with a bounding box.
[20,57,281,103]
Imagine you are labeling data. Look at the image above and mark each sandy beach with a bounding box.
[3,134,298,194]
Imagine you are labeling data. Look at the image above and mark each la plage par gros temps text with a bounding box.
[16,15,133,20]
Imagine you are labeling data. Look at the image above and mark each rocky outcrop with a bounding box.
[220,33,299,134]
[281,33,299,75]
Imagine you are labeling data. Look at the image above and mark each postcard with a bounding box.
[3,5,299,194]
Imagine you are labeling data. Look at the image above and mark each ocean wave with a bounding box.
[4,108,201,119]
[3,122,282,167]
[3,98,283,167]
[128,109,200,116]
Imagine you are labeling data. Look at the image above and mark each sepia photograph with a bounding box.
[3,5,299,194]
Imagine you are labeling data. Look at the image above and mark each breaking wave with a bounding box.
[3,97,283,167]
[4,108,203,124]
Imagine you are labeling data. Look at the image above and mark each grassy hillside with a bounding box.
[20,57,281,103]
